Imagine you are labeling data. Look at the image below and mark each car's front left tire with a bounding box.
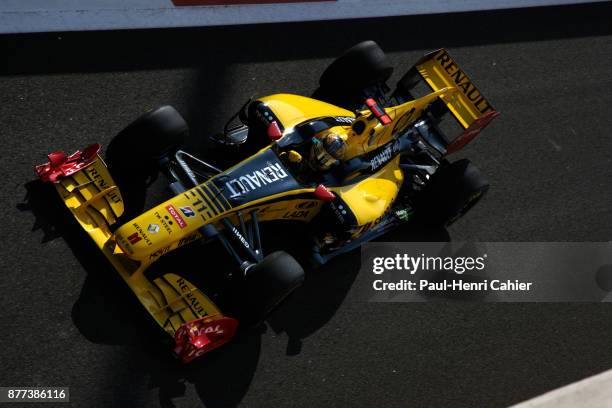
[106,105,188,181]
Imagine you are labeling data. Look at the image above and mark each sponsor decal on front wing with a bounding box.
[148,223,160,234]
[133,223,153,246]
[127,232,141,245]
[166,204,187,229]
[180,205,196,218]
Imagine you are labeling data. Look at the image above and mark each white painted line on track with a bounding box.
[509,368,612,408]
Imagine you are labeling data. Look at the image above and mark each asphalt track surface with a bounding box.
[2,3,612,407]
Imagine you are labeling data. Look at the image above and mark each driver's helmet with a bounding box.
[309,132,347,171]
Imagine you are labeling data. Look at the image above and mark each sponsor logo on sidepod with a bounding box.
[225,162,288,199]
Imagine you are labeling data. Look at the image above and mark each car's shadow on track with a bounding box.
[18,178,449,407]
[262,220,450,356]
[18,179,259,407]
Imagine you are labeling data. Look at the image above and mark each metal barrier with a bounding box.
[0,0,609,34]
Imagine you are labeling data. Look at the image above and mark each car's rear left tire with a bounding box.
[314,41,393,110]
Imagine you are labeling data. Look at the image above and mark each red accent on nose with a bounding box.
[35,144,102,183]
[192,336,211,349]
[267,121,282,140]
[81,143,102,161]
[314,184,336,202]
[173,316,239,363]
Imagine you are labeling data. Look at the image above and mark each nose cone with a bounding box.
[114,200,196,260]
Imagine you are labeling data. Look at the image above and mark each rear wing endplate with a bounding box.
[414,48,498,128]
[406,49,500,154]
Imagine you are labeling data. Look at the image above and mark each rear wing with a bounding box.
[400,49,500,153]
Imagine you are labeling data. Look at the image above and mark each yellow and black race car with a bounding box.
[34,41,498,363]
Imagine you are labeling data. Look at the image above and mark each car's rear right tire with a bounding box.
[416,159,489,226]
[240,251,305,325]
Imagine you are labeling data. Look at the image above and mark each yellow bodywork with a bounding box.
[114,178,318,261]
[51,48,494,338]
[54,149,403,338]
[258,89,457,160]
[335,157,403,226]
[415,49,495,128]
[55,157,223,337]
[258,94,353,130]
[343,88,458,159]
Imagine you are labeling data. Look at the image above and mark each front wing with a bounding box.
[35,144,238,362]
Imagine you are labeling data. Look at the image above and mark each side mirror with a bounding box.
[365,98,392,126]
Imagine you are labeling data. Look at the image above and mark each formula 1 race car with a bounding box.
[34,41,498,363]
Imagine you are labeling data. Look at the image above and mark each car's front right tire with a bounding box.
[240,251,305,325]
